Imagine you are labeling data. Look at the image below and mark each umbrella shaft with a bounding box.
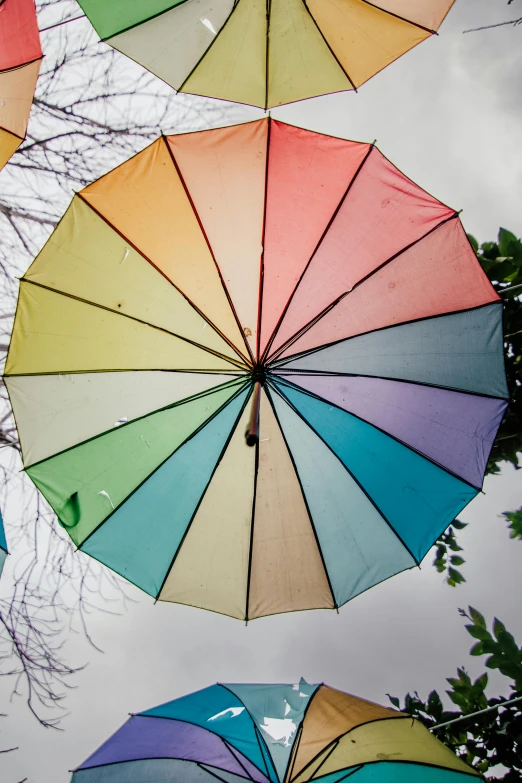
[246,381,262,446]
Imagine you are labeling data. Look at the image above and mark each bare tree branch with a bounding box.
[0,0,239,739]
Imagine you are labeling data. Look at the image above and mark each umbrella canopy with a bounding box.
[0,0,42,169]
[4,119,508,620]
[0,509,7,577]
[76,0,455,108]
[71,680,478,782]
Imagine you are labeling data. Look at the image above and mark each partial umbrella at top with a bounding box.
[76,0,455,108]
[4,119,508,620]
[0,0,42,169]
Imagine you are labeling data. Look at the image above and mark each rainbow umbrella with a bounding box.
[71,680,478,782]
[76,0,455,108]
[0,510,7,577]
[0,0,42,169]
[4,119,507,620]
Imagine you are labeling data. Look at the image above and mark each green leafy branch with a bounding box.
[390,608,522,780]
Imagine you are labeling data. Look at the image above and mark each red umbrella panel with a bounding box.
[0,0,42,169]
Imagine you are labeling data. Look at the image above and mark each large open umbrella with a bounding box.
[71,680,478,782]
[4,119,508,620]
[0,0,42,169]
[76,0,455,108]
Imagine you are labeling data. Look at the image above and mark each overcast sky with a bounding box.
[1,1,522,781]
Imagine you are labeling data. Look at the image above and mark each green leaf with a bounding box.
[493,617,507,640]
[485,655,504,669]
[451,556,465,566]
[467,234,479,252]
[499,227,521,259]
[387,695,400,709]
[470,642,485,656]
[452,519,468,530]
[466,625,491,642]
[503,508,522,540]
[448,567,466,585]
[469,607,486,628]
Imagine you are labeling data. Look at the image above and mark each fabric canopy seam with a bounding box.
[74,191,250,366]
[264,385,338,608]
[18,278,247,371]
[75,381,250,555]
[154,386,252,600]
[15,376,247,470]
[260,143,375,363]
[164,134,254,364]
[271,375,485,490]
[267,379,420,565]
[265,213,459,364]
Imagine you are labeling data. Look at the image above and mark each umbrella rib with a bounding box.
[223,738,257,781]
[0,123,24,141]
[268,381,420,565]
[75,381,250,553]
[300,0,357,90]
[272,374,481,490]
[284,723,303,783]
[0,54,43,74]
[273,368,509,404]
[197,762,250,782]
[162,136,255,365]
[218,683,278,781]
[260,144,374,364]
[75,192,249,367]
[283,683,325,783]
[256,116,272,361]
[153,386,253,602]
[21,376,246,470]
[287,716,418,782]
[269,300,504,375]
[266,213,459,364]
[18,278,247,371]
[304,739,340,780]
[94,0,191,40]
[264,0,272,111]
[244,430,260,623]
[265,383,338,609]
[176,0,242,95]
[359,0,439,35]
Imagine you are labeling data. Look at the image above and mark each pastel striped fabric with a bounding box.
[0,0,42,169]
[5,119,508,620]
[77,0,455,108]
[71,681,479,782]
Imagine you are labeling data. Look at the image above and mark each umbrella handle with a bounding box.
[245,381,262,446]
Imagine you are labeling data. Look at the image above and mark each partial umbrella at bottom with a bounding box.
[71,681,478,782]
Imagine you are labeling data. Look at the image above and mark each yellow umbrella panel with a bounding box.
[77,0,455,108]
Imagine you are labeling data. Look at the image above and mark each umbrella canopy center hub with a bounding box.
[251,364,266,385]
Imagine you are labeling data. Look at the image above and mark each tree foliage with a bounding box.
[433,228,522,586]
[390,607,522,780]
